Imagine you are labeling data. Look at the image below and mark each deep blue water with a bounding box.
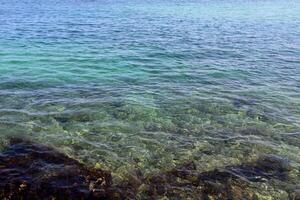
[0,0,300,197]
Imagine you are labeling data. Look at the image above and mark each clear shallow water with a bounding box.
[0,0,300,197]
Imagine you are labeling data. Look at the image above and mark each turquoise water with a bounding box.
[0,0,300,197]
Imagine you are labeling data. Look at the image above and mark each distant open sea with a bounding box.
[0,0,300,198]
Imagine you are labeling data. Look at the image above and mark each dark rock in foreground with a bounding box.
[120,158,290,200]
[0,138,295,200]
[0,138,113,200]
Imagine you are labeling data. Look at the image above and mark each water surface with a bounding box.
[0,0,300,198]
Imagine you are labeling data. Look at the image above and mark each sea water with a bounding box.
[0,0,300,197]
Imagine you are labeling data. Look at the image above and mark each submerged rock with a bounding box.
[116,156,292,200]
[0,138,113,199]
[0,138,294,200]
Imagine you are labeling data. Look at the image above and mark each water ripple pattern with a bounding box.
[0,0,300,196]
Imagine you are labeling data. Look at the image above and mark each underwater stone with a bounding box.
[0,138,112,199]
[223,154,291,182]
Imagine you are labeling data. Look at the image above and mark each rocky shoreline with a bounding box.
[0,138,299,200]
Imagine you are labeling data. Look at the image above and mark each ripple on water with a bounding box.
[0,0,300,197]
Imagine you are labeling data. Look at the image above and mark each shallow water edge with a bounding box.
[0,138,299,199]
